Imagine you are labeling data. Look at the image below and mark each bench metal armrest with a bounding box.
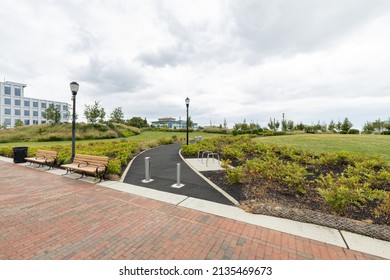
[95,164,108,174]
[44,156,56,163]
[77,161,89,167]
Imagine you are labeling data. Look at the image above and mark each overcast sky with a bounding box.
[1,0,390,129]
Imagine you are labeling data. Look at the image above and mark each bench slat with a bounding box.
[25,149,58,169]
[61,154,109,183]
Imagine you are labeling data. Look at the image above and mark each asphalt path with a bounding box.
[122,143,234,205]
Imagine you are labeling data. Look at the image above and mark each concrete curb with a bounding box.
[178,149,240,206]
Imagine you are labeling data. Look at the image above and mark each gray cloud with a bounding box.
[76,56,149,95]
[229,0,390,60]
[1,0,390,129]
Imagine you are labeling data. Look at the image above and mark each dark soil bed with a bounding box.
[201,170,390,242]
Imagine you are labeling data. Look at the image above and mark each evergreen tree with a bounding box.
[341,117,353,134]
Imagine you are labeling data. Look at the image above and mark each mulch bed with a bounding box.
[201,170,390,242]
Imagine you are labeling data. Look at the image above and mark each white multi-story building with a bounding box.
[0,81,69,128]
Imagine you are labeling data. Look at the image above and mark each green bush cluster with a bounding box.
[182,135,390,217]
[0,139,157,176]
[202,127,230,134]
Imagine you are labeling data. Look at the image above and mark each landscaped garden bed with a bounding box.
[181,135,390,241]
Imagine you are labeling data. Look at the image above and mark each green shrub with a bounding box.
[317,173,382,214]
[203,127,230,134]
[258,131,287,137]
[158,137,174,145]
[0,146,13,157]
[226,166,244,185]
[241,156,307,194]
[375,192,390,223]
[348,129,360,134]
[107,158,121,174]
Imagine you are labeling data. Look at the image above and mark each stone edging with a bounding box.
[250,203,390,242]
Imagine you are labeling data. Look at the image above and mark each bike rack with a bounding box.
[198,150,220,166]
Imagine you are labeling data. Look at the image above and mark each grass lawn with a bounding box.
[254,134,390,162]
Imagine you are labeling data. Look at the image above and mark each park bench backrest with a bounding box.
[73,154,109,166]
[36,149,58,161]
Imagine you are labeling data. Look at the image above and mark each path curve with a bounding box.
[122,143,234,205]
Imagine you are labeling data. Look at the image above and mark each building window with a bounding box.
[15,87,21,96]
[4,98,11,105]
[24,110,30,116]
[63,105,68,111]
[41,111,45,118]
[33,101,38,108]
[14,99,21,106]
[24,119,30,125]
[56,104,61,110]
[15,109,20,116]
[4,86,11,95]
[24,100,30,107]
[4,108,11,115]
[41,102,46,109]
[4,118,11,126]
[33,120,39,125]
[33,111,38,117]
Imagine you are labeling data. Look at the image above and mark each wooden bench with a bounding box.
[61,154,109,182]
[25,149,58,169]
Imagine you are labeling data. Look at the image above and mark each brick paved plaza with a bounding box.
[0,161,382,260]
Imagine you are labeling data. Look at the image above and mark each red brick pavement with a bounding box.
[0,161,382,260]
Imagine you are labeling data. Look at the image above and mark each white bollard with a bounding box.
[141,157,154,183]
[171,163,185,188]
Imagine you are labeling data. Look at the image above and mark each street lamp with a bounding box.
[185,97,190,145]
[70,81,79,162]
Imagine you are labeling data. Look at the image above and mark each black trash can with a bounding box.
[13,147,28,163]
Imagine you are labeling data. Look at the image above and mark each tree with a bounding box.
[335,121,343,133]
[223,118,228,129]
[84,101,106,124]
[14,119,24,127]
[372,119,385,132]
[187,116,194,128]
[43,104,61,124]
[328,120,336,133]
[110,107,125,123]
[268,118,280,131]
[362,121,375,134]
[287,120,294,131]
[341,117,353,134]
[281,119,288,131]
[295,122,305,131]
[126,117,148,128]
[241,119,249,130]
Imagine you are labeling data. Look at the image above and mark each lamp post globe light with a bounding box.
[185,97,190,145]
[70,81,79,162]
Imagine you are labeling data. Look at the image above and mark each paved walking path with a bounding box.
[122,143,235,205]
[0,155,390,260]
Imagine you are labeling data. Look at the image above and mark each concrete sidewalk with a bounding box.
[1,156,390,259]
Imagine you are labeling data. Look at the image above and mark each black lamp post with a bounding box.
[185,97,190,145]
[70,81,79,162]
